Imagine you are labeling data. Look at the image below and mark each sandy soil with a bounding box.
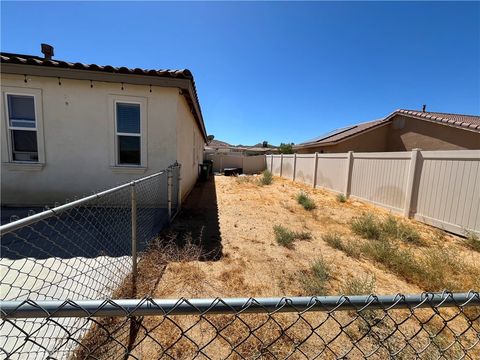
[77,175,480,359]
[148,175,479,299]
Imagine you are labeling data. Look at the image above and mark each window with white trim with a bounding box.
[116,102,141,165]
[6,94,39,162]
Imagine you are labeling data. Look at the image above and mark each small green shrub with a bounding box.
[273,225,295,248]
[296,192,316,211]
[273,225,312,248]
[342,275,376,295]
[336,193,347,203]
[322,233,343,249]
[465,231,480,252]
[361,239,421,282]
[381,215,422,244]
[351,213,381,240]
[323,233,360,258]
[396,222,422,244]
[259,170,273,185]
[301,257,331,294]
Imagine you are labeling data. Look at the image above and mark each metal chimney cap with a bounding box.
[422,104,426,112]
[41,43,54,59]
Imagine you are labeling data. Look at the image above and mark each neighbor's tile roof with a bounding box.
[398,109,480,130]
[296,109,480,148]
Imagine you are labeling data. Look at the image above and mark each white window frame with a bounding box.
[108,95,147,171]
[2,87,45,168]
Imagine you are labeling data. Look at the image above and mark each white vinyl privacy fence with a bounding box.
[267,150,480,236]
[205,153,266,174]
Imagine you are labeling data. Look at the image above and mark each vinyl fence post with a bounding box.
[404,148,421,218]
[344,151,354,197]
[292,153,297,181]
[270,155,273,172]
[130,182,137,296]
[167,168,173,220]
[312,152,319,188]
[280,154,284,177]
[220,154,223,173]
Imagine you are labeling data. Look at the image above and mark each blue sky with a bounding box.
[2,1,479,146]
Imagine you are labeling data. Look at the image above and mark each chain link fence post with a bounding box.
[130,182,137,296]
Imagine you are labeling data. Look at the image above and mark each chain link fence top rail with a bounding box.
[0,163,181,358]
[1,292,479,359]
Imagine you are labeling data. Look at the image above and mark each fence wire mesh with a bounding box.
[1,292,479,359]
[0,163,181,359]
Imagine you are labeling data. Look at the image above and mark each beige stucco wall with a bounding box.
[1,73,202,206]
[176,95,204,200]
[296,124,389,154]
[386,115,480,151]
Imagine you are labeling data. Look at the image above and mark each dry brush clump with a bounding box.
[300,257,331,295]
[322,233,360,259]
[273,225,312,249]
[465,230,480,252]
[258,169,273,185]
[296,192,317,210]
[347,213,480,291]
[73,235,204,359]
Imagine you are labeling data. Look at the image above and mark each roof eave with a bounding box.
[1,63,208,141]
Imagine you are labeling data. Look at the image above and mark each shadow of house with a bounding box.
[158,176,223,261]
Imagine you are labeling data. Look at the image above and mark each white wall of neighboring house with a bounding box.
[1,73,204,206]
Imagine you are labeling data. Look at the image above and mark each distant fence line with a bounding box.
[0,163,181,359]
[204,153,266,174]
[267,150,480,236]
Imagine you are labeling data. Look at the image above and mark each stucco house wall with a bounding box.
[386,115,480,151]
[1,73,203,206]
[176,95,205,200]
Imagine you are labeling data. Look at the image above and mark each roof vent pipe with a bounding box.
[422,104,426,112]
[41,44,54,59]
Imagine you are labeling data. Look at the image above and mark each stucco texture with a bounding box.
[1,74,204,205]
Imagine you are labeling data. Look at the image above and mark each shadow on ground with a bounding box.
[156,175,223,261]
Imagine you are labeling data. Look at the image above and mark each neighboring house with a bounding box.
[294,109,480,153]
[1,46,207,206]
[205,139,278,156]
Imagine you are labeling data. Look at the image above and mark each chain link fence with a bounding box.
[0,163,181,358]
[1,292,479,359]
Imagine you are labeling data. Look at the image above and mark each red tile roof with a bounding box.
[0,52,207,140]
[397,109,480,130]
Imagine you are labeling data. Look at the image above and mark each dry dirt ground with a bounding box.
[77,175,480,359]
[146,174,479,299]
